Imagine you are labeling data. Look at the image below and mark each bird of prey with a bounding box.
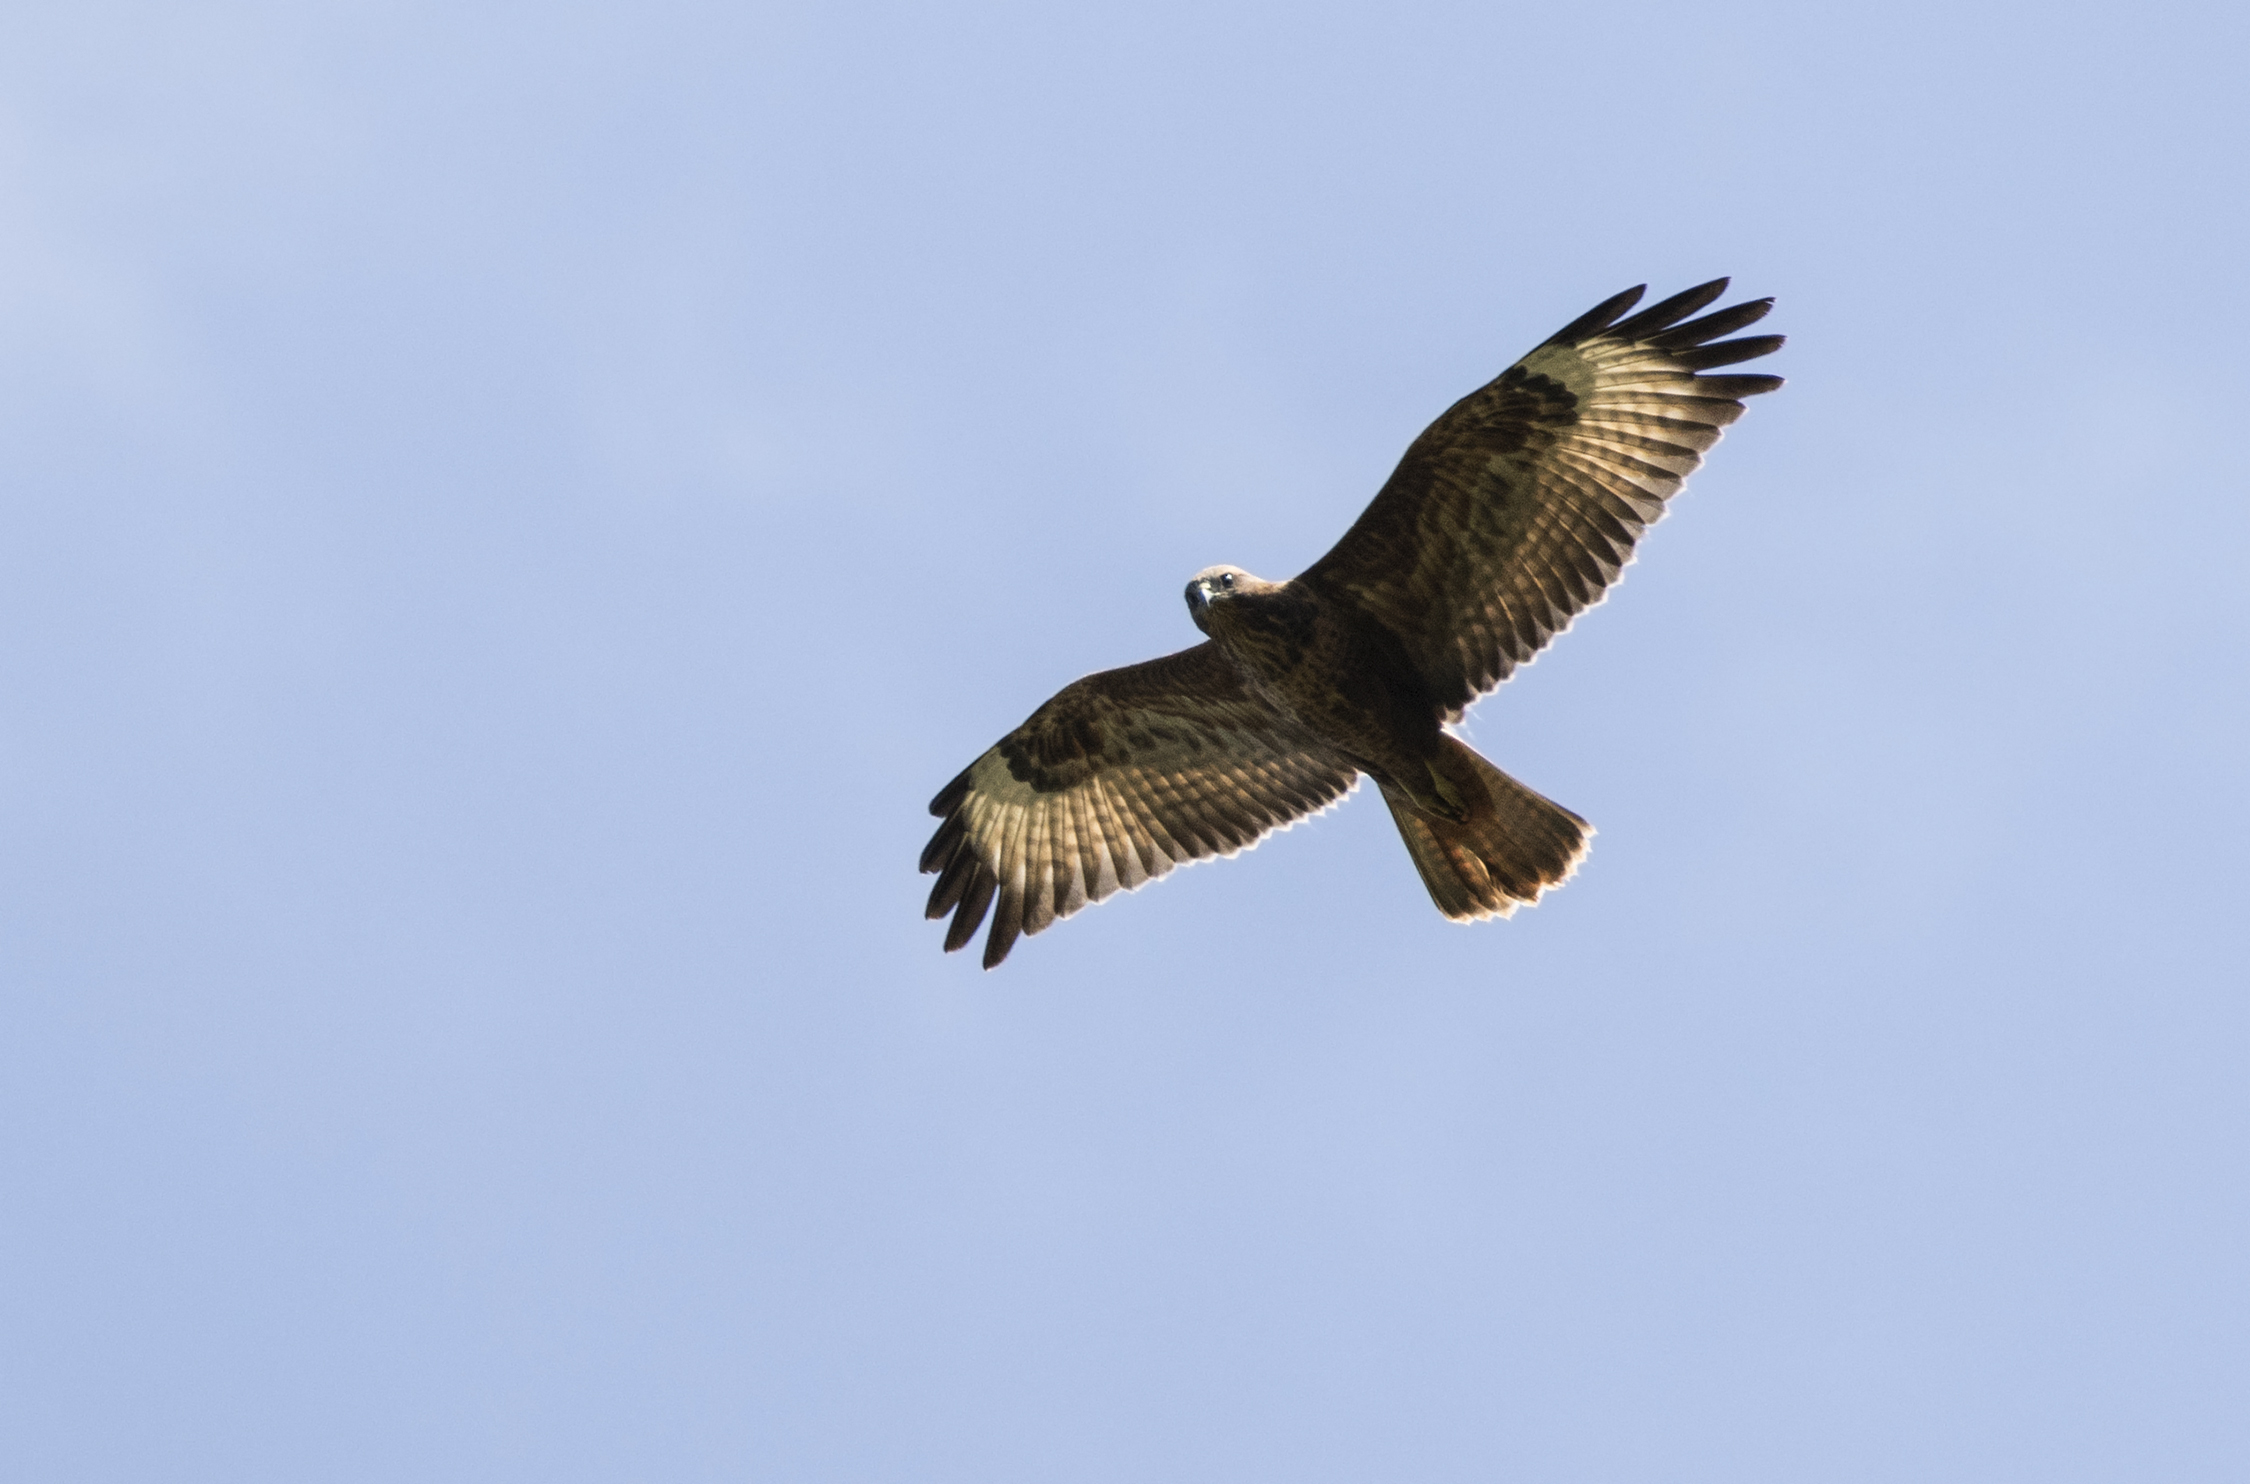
[922,279,1783,967]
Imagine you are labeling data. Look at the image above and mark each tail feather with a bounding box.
[1381,736,1590,920]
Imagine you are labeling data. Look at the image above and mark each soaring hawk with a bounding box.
[922,279,1783,967]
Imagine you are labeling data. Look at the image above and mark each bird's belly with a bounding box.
[1237,658,1437,788]
[1215,593,1443,785]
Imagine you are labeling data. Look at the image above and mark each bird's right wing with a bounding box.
[922,643,1357,968]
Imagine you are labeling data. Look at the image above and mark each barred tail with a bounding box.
[1379,736,1591,920]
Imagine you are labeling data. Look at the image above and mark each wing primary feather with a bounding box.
[1040,795,1080,926]
[983,906,1022,967]
[1544,285,1645,346]
[1074,784,1108,900]
[1673,334,1786,371]
[985,875,1024,968]
[1606,278,1730,339]
[1055,793,1093,918]
[1648,298,1774,349]
[1576,408,1726,447]
[1022,803,1057,935]
[1611,392,1751,424]
[945,867,995,953]
[985,806,1029,967]
[929,767,973,818]
[1692,372,1786,398]
[918,812,967,875]
[926,846,978,919]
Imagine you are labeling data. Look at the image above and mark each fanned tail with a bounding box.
[1380,735,1590,920]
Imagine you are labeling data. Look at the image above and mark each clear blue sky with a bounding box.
[4,2,2245,1479]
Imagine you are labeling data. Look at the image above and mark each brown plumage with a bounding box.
[924,278,1784,967]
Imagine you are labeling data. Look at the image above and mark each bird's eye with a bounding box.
[1221,573,1234,589]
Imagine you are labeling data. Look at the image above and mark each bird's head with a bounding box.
[1185,565,1262,634]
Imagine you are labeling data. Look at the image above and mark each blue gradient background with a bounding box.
[4,2,2245,1478]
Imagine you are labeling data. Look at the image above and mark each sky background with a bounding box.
[4,1,2247,1479]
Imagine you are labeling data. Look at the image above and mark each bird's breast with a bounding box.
[1211,589,1437,760]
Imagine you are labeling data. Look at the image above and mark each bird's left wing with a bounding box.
[1300,278,1783,718]
[922,642,1357,968]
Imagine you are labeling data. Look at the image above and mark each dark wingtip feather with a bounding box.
[1695,372,1785,397]
[1674,333,1785,371]
[981,898,1022,969]
[918,814,966,875]
[925,846,977,919]
[1649,297,1774,349]
[1545,285,1645,347]
[1608,278,1731,340]
[945,868,995,953]
[929,767,973,817]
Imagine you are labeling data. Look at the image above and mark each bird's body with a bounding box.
[1189,568,1451,818]
[923,279,1784,967]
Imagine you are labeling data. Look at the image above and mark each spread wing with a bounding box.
[921,643,1357,968]
[1300,278,1784,718]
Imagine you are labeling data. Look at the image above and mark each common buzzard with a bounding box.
[922,279,1783,967]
